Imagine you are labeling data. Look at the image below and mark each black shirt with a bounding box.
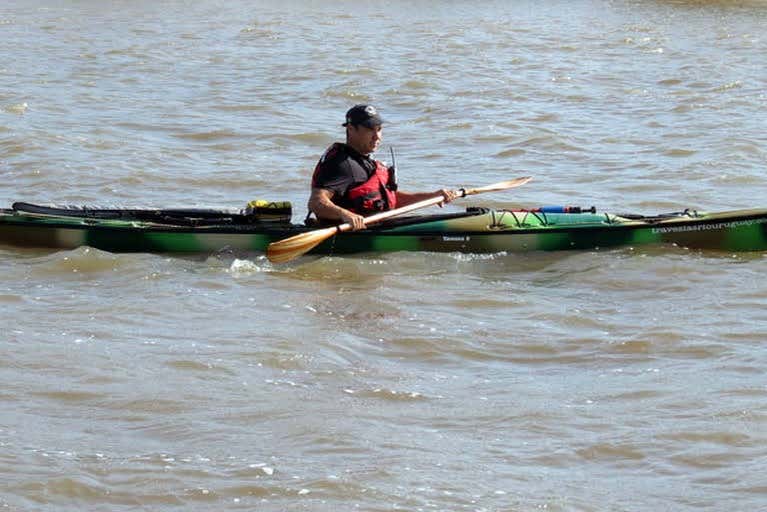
[311,143,378,206]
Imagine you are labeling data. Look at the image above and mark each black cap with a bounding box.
[342,104,384,128]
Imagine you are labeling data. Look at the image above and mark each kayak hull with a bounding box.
[2,207,767,255]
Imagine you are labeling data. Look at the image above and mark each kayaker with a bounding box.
[307,104,457,230]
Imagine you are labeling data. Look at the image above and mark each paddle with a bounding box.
[266,176,532,264]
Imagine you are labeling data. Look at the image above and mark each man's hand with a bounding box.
[309,188,366,230]
[341,210,366,231]
[436,188,459,206]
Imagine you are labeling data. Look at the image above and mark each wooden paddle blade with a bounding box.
[266,226,339,264]
[463,176,532,196]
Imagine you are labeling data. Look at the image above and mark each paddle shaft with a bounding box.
[335,180,528,232]
[332,191,456,235]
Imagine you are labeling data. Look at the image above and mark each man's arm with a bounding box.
[307,188,366,230]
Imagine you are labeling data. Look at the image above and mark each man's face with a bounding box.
[348,124,382,155]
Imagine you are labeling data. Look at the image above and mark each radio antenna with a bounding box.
[389,147,398,190]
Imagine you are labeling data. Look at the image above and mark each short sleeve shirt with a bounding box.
[311,143,378,206]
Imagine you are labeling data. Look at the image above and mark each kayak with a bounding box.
[2,201,767,255]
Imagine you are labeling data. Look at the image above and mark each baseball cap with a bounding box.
[342,104,384,128]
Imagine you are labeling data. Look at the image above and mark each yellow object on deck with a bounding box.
[244,200,292,223]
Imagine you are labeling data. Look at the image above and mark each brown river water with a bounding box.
[1,1,767,510]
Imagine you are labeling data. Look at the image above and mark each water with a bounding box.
[2,1,767,510]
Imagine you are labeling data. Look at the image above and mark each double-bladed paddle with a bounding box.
[266,176,532,264]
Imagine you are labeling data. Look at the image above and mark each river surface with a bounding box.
[2,1,767,510]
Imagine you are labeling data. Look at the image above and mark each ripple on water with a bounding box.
[13,477,110,504]
[164,359,238,376]
[29,390,106,403]
[22,247,149,279]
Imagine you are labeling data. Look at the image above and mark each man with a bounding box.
[307,104,456,230]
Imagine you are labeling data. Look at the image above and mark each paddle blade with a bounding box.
[464,176,532,196]
[266,226,338,264]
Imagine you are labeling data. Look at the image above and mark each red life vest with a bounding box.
[345,161,398,214]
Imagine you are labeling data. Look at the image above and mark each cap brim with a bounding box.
[343,118,384,128]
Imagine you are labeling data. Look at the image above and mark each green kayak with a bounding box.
[2,202,767,256]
